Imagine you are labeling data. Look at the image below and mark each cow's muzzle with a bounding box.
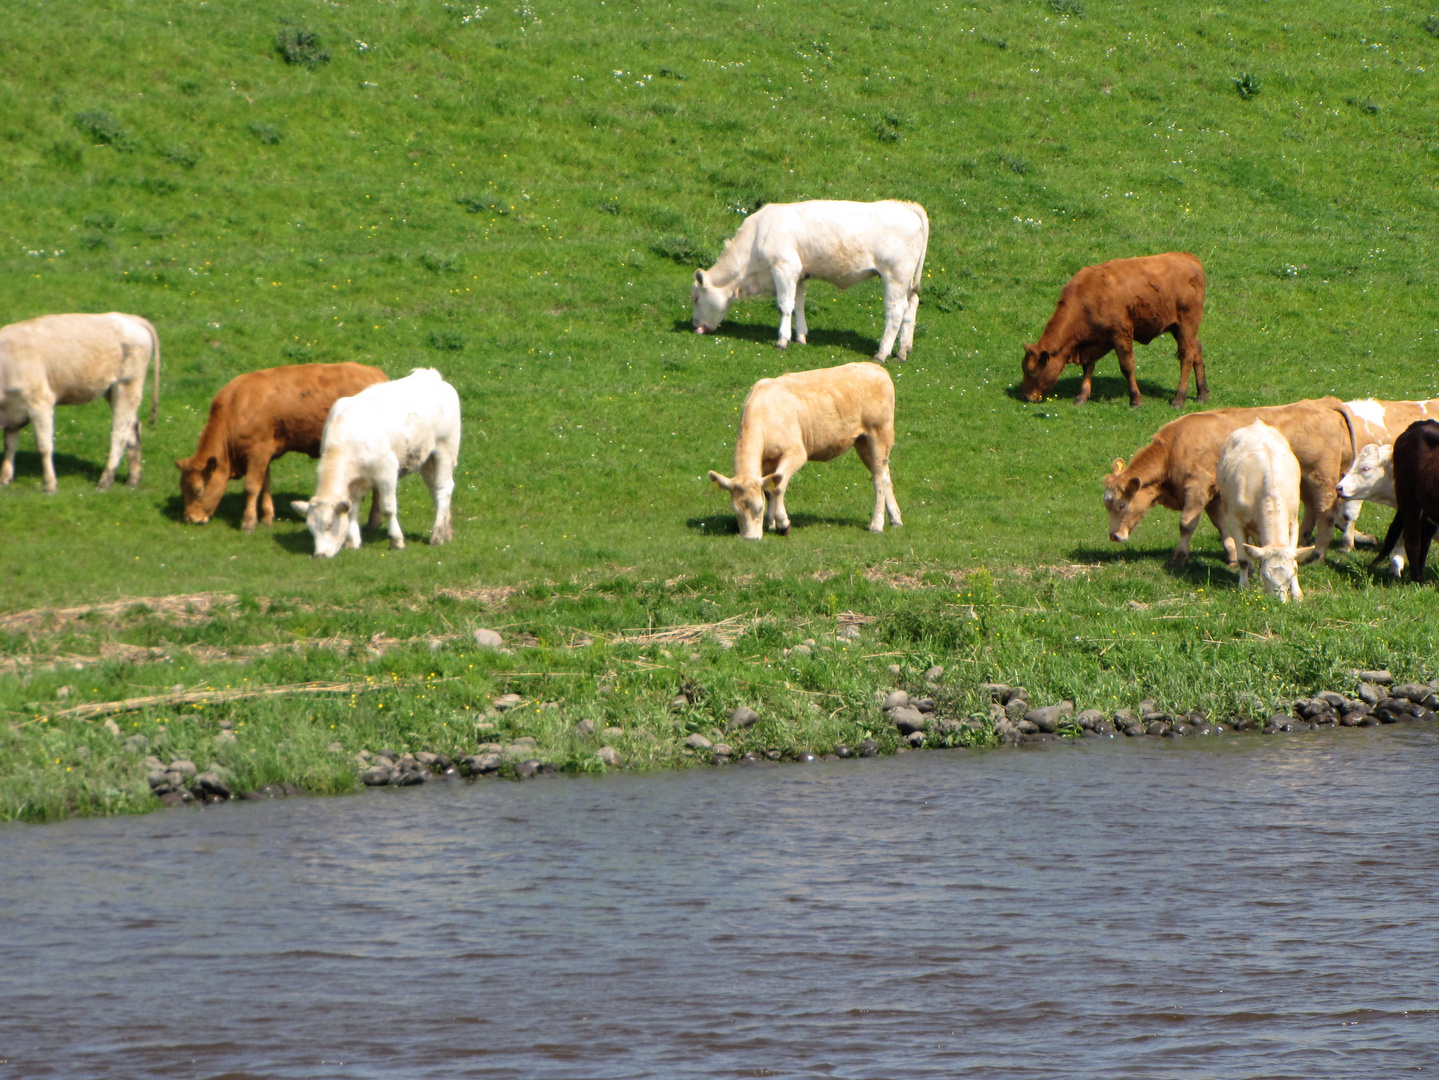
[694,325,709,335]
[1110,529,1129,543]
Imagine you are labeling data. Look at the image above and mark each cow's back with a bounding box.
[223,362,387,456]
[324,368,458,474]
[1394,420,1439,512]
[752,201,928,284]
[0,313,146,404]
[747,362,893,461]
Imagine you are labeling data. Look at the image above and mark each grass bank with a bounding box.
[3,0,1439,818]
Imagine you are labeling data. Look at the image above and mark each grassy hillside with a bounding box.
[3,0,1439,818]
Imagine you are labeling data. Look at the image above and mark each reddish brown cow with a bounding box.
[1103,398,1354,566]
[176,362,388,530]
[1021,252,1207,408]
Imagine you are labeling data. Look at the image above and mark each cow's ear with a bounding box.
[1242,543,1263,560]
[1038,350,1051,366]
[335,500,351,516]
[761,472,782,493]
[1111,458,1125,475]
[174,458,188,471]
[1124,477,1141,498]
[202,455,219,476]
[694,269,707,286]
[708,470,733,490]
[1295,545,1315,561]
[291,500,311,516]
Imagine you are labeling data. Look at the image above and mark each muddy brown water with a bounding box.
[4,730,1439,1078]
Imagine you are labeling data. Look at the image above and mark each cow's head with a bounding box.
[291,498,352,558]
[1019,344,1063,403]
[692,269,731,335]
[708,470,775,540]
[1337,442,1394,504]
[1243,543,1314,601]
[1103,457,1156,542]
[175,455,226,524]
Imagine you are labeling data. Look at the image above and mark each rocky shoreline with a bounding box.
[129,666,1439,809]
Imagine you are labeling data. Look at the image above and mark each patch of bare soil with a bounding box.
[0,592,243,635]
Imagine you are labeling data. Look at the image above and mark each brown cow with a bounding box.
[176,362,388,530]
[1021,252,1207,408]
[1103,398,1354,566]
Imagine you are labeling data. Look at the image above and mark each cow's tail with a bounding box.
[909,202,930,295]
[145,318,161,426]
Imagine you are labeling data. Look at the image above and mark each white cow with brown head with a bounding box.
[708,361,901,540]
[692,200,929,362]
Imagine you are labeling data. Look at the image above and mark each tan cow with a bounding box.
[177,362,389,531]
[708,361,901,540]
[0,312,160,493]
[1021,252,1206,408]
[1104,398,1353,566]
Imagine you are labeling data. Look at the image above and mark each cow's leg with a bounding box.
[259,467,276,526]
[765,449,808,536]
[855,431,902,531]
[366,485,384,530]
[241,459,268,531]
[875,277,907,361]
[1115,338,1142,407]
[1170,483,1211,566]
[1336,498,1375,550]
[1404,515,1437,583]
[897,289,920,361]
[33,405,59,494]
[104,377,146,489]
[1205,497,1238,565]
[421,455,455,545]
[772,267,800,349]
[1,428,18,487]
[793,279,808,345]
[1075,362,1096,405]
[375,476,404,549]
[1171,327,1197,409]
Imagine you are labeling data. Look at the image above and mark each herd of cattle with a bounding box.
[1,199,1437,589]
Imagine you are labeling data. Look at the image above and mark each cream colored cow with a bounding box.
[0,312,160,493]
[708,361,901,540]
[1217,420,1313,600]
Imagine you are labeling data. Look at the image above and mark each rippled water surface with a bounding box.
[5,730,1439,1078]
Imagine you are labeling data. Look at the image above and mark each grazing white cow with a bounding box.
[708,361,901,540]
[1338,442,1405,577]
[0,312,160,493]
[1217,420,1313,600]
[691,200,930,361]
[291,368,460,558]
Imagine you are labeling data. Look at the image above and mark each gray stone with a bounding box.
[169,760,198,779]
[213,730,237,748]
[1004,697,1029,722]
[103,718,121,737]
[924,665,945,682]
[597,746,622,767]
[912,697,936,713]
[492,693,523,711]
[1169,723,1193,737]
[906,731,926,748]
[989,702,1006,723]
[1015,719,1040,735]
[834,745,853,758]
[473,628,504,649]
[858,740,880,757]
[1393,683,1431,703]
[684,733,713,750]
[791,644,812,657]
[415,751,440,767]
[1076,709,1106,731]
[979,683,1011,701]
[513,759,542,778]
[728,706,761,730]
[838,624,861,640]
[192,771,231,799]
[887,663,903,676]
[671,695,690,710]
[1315,691,1347,709]
[361,766,393,786]
[1005,686,1029,704]
[890,706,928,735]
[123,734,148,753]
[1147,720,1171,736]
[1356,669,1394,685]
[54,685,71,700]
[146,769,172,792]
[883,690,910,711]
[1340,711,1367,727]
[143,755,166,771]
[327,741,344,754]
[1024,704,1067,733]
[1356,682,1382,705]
[574,719,595,736]
[1139,698,1159,714]
[1113,708,1137,727]
[459,753,502,775]
[712,743,733,757]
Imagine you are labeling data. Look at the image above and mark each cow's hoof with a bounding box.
[389,538,405,550]
[796,335,807,345]
[95,476,114,492]
[1169,553,1190,568]
[775,340,788,350]
[241,521,257,533]
[428,532,451,546]
[775,526,790,537]
[1170,397,1187,409]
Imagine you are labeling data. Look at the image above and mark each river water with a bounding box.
[4,729,1439,1079]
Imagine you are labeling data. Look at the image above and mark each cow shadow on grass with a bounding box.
[5,450,105,488]
[1002,373,1177,407]
[669,319,880,359]
[686,511,872,536]
[1068,543,1232,587]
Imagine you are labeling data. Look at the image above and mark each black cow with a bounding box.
[1374,419,1439,582]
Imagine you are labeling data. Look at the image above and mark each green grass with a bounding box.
[4,0,1439,819]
